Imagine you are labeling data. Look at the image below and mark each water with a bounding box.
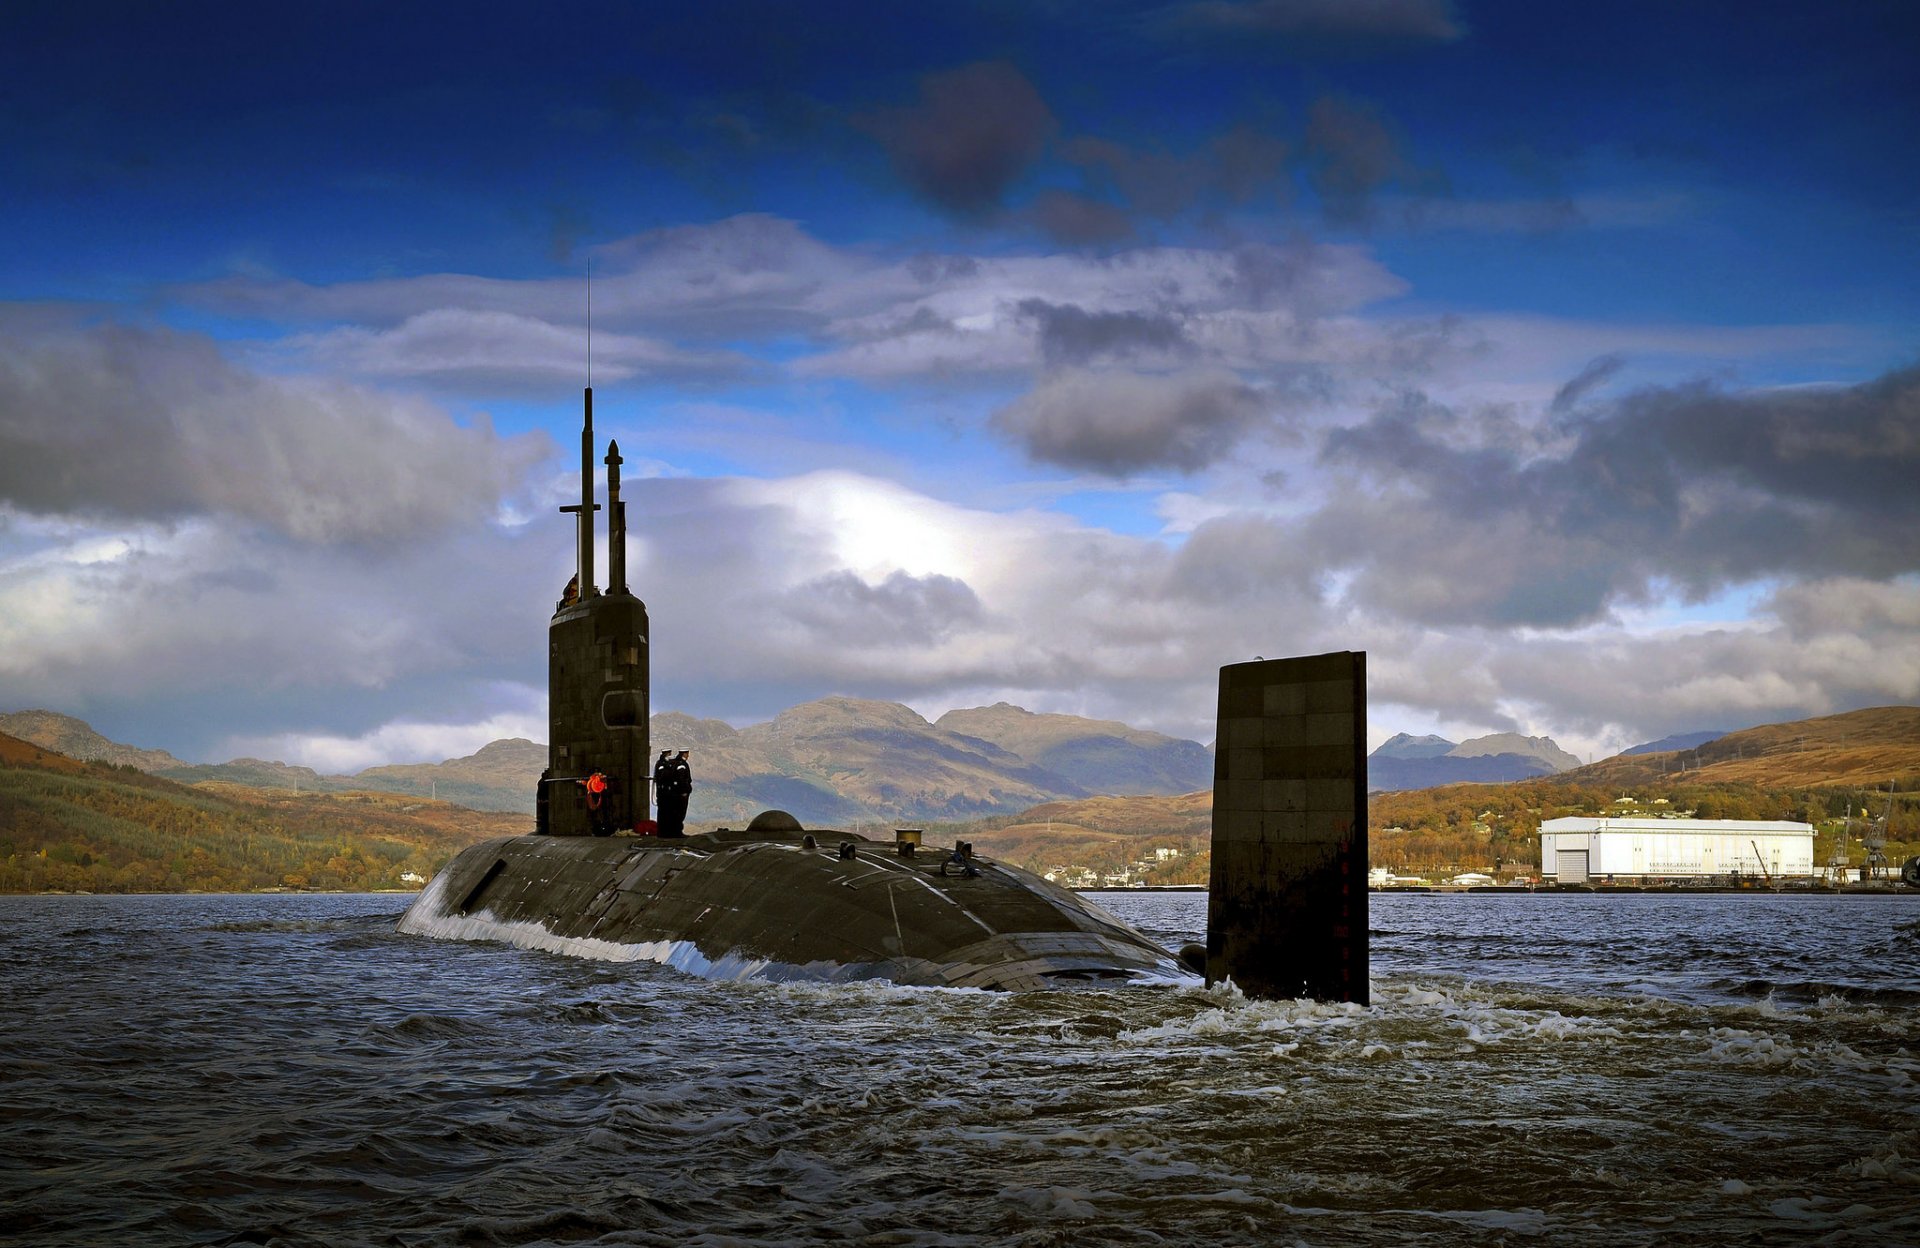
[3,891,1916,1247]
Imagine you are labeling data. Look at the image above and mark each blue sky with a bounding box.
[2,0,1916,769]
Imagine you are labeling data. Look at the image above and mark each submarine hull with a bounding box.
[399,830,1190,990]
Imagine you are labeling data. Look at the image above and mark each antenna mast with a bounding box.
[560,264,599,598]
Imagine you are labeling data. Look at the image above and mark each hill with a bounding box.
[1566,706,1920,790]
[0,710,188,771]
[0,729,518,894]
[1367,730,1580,793]
[715,696,1080,826]
[1621,730,1726,757]
[934,703,1214,796]
[2,699,1212,827]
[962,706,1920,881]
[1372,733,1454,760]
[959,790,1214,887]
[1365,706,1920,875]
[353,738,548,811]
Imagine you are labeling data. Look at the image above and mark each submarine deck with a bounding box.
[398,828,1188,990]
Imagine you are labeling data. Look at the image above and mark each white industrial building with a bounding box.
[1540,817,1815,884]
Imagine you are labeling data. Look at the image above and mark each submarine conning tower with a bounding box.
[540,385,650,837]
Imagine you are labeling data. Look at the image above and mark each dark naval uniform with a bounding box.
[655,751,692,838]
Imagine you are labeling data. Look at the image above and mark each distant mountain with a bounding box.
[709,696,1083,827]
[1372,733,1456,761]
[1367,752,1560,793]
[1620,730,1727,757]
[1366,731,1580,793]
[935,702,1213,796]
[2,699,1119,827]
[353,738,548,812]
[0,710,188,772]
[159,757,336,791]
[1446,733,1583,771]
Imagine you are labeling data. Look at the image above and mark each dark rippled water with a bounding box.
[4,891,1917,1247]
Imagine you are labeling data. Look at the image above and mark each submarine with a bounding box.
[397,386,1193,989]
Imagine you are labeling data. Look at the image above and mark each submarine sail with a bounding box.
[398,389,1190,988]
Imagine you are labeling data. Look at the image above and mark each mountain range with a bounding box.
[3,702,1746,822]
[1365,730,1584,792]
[0,699,1218,828]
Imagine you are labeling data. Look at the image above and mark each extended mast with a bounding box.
[540,385,649,837]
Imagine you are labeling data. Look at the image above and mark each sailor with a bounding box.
[581,771,612,835]
[655,749,692,838]
[557,573,579,611]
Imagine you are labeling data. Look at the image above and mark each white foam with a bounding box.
[1704,1026,1801,1067]
[998,1185,1099,1218]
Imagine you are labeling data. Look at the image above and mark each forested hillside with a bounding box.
[0,731,517,893]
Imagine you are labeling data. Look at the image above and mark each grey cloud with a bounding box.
[1605,368,1920,521]
[1226,240,1382,315]
[189,219,1413,394]
[280,308,753,390]
[861,61,1056,216]
[1018,299,1195,367]
[0,512,570,737]
[1305,95,1424,224]
[0,313,546,543]
[907,252,981,285]
[1550,353,1624,413]
[1062,138,1205,222]
[1317,362,1920,627]
[1210,125,1294,203]
[781,570,985,646]
[1069,127,1293,217]
[1166,513,1324,601]
[187,214,863,339]
[991,368,1270,475]
[1480,579,1920,746]
[1028,190,1137,246]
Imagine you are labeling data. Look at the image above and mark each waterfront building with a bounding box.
[1540,817,1814,884]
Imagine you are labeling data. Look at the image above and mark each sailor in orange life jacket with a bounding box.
[580,770,611,834]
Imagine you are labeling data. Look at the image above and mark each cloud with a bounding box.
[1316,362,1920,627]
[1550,354,1624,413]
[5,448,1915,768]
[187,216,1438,395]
[277,308,752,390]
[0,311,546,543]
[1304,95,1429,224]
[860,61,1056,216]
[991,368,1273,474]
[1058,126,1292,228]
[186,214,869,338]
[798,235,1409,382]
[1027,190,1137,245]
[1471,578,1920,752]
[224,704,547,774]
[1019,299,1195,367]
[781,570,985,646]
[0,510,566,740]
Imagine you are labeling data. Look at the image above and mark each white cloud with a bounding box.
[278,309,750,386]
[222,699,546,774]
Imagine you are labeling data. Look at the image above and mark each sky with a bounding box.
[1,0,1917,771]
